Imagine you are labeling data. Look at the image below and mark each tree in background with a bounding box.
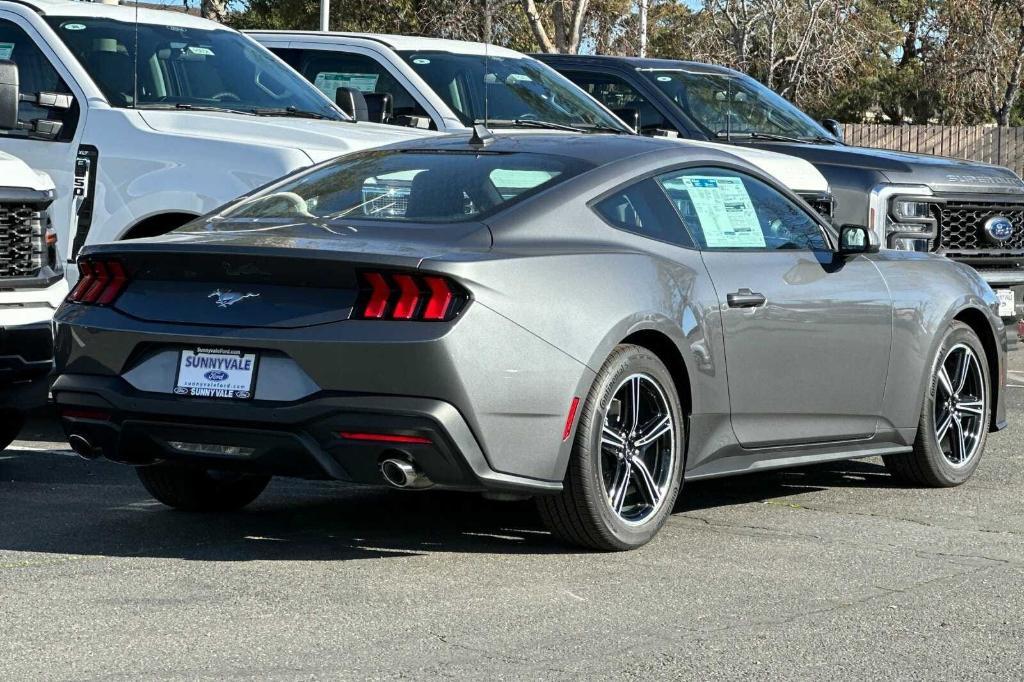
[216,0,1024,125]
[200,0,229,22]
[937,0,1024,125]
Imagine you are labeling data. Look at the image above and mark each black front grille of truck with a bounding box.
[939,201,1024,253]
[0,203,45,278]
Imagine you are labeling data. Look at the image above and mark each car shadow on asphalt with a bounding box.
[0,439,903,561]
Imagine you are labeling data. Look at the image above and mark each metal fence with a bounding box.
[844,124,1024,177]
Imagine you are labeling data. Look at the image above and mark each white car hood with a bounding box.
[680,139,828,195]
[137,110,437,163]
[0,151,55,192]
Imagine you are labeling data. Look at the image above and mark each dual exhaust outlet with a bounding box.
[380,457,433,490]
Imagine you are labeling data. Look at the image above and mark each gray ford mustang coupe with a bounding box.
[53,133,1007,551]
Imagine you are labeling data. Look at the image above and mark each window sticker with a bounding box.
[187,45,215,56]
[676,175,765,248]
[0,43,14,60]
[313,72,379,96]
[62,23,87,31]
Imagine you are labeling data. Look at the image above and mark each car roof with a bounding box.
[534,53,744,78]
[247,31,526,59]
[12,0,220,29]
[381,130,746,169]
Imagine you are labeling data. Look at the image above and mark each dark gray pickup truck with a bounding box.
[538,54,1024,338]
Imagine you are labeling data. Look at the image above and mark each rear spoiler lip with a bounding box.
[76,241,431,269]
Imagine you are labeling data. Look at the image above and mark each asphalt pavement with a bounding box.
[3,358,1024,679]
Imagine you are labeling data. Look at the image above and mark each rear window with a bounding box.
[218,149,592,223]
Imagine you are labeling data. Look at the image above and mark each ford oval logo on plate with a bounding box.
[204,370,229,382]
[984,215,1015,242]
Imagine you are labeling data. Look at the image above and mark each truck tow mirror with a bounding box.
[821,118,844,142]
[335,87,368,121]
[32,92,73,110]
[612,107,639,132]
[364,93,393,124]
[0,60,19,131]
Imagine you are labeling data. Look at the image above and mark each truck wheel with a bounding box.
[884,322,990,487]
[0,410,25,450]
[536,345,685,551]
[136,464,270,511]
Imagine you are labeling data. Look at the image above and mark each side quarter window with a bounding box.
[0,20,78,141]
[593,177,694,248]
[656,167,827,251]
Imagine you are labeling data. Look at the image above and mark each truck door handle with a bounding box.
[726,289,767,308]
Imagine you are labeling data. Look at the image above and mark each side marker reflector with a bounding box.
[563,396,580,441]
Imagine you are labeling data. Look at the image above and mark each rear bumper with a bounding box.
[53,373,562,494]
[0,321,53,411]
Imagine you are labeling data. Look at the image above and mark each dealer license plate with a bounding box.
[174,347,257,400]
[998,289,1015,318]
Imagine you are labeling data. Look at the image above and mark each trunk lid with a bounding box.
[93,221,489,329]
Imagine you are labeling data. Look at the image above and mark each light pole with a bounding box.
[320,0,330,31]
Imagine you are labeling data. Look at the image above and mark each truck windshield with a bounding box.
[45,17,343,120]
[637,69,833,142]
[397,51,627,132]
[213,148,593,224]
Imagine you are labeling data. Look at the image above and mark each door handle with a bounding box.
[726,288,767,308]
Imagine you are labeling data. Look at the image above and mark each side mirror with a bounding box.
[0,60,18,131]
[364,92,393,124]
[838,224,879,255]
[612,107,639,132]
[821,118,843,142]
[335,86,368,121]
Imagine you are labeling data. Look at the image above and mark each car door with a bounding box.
[0,14,86,264]
[655,166,893,448]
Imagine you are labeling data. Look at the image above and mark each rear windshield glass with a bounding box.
[217,149,593,223]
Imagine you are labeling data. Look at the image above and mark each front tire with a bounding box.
[136,464,271,512]
[0,409,24,451]
[884,321,990,487]
[537,344,685,551]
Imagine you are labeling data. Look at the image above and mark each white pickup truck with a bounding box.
[251,31,833,214]
[0,0,432,276]
[0,146,64,449]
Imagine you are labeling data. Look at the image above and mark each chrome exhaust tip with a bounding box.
[380,457,433,490]
[68,434,100,460]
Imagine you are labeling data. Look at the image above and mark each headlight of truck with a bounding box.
[869,185,938,251]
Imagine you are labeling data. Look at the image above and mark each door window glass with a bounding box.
[656,167,826,251]
[278,49,429,123]
[593,178,694,247]
[561,70,673,134]
[0,20,77,140]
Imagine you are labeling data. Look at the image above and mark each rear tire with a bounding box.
[0,409,24,451]
[537,344,685,551]
[884,322,990,487]
[136,464,270,512]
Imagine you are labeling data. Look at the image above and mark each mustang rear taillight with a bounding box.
[354,271,467,321]
[68,258,129,306]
